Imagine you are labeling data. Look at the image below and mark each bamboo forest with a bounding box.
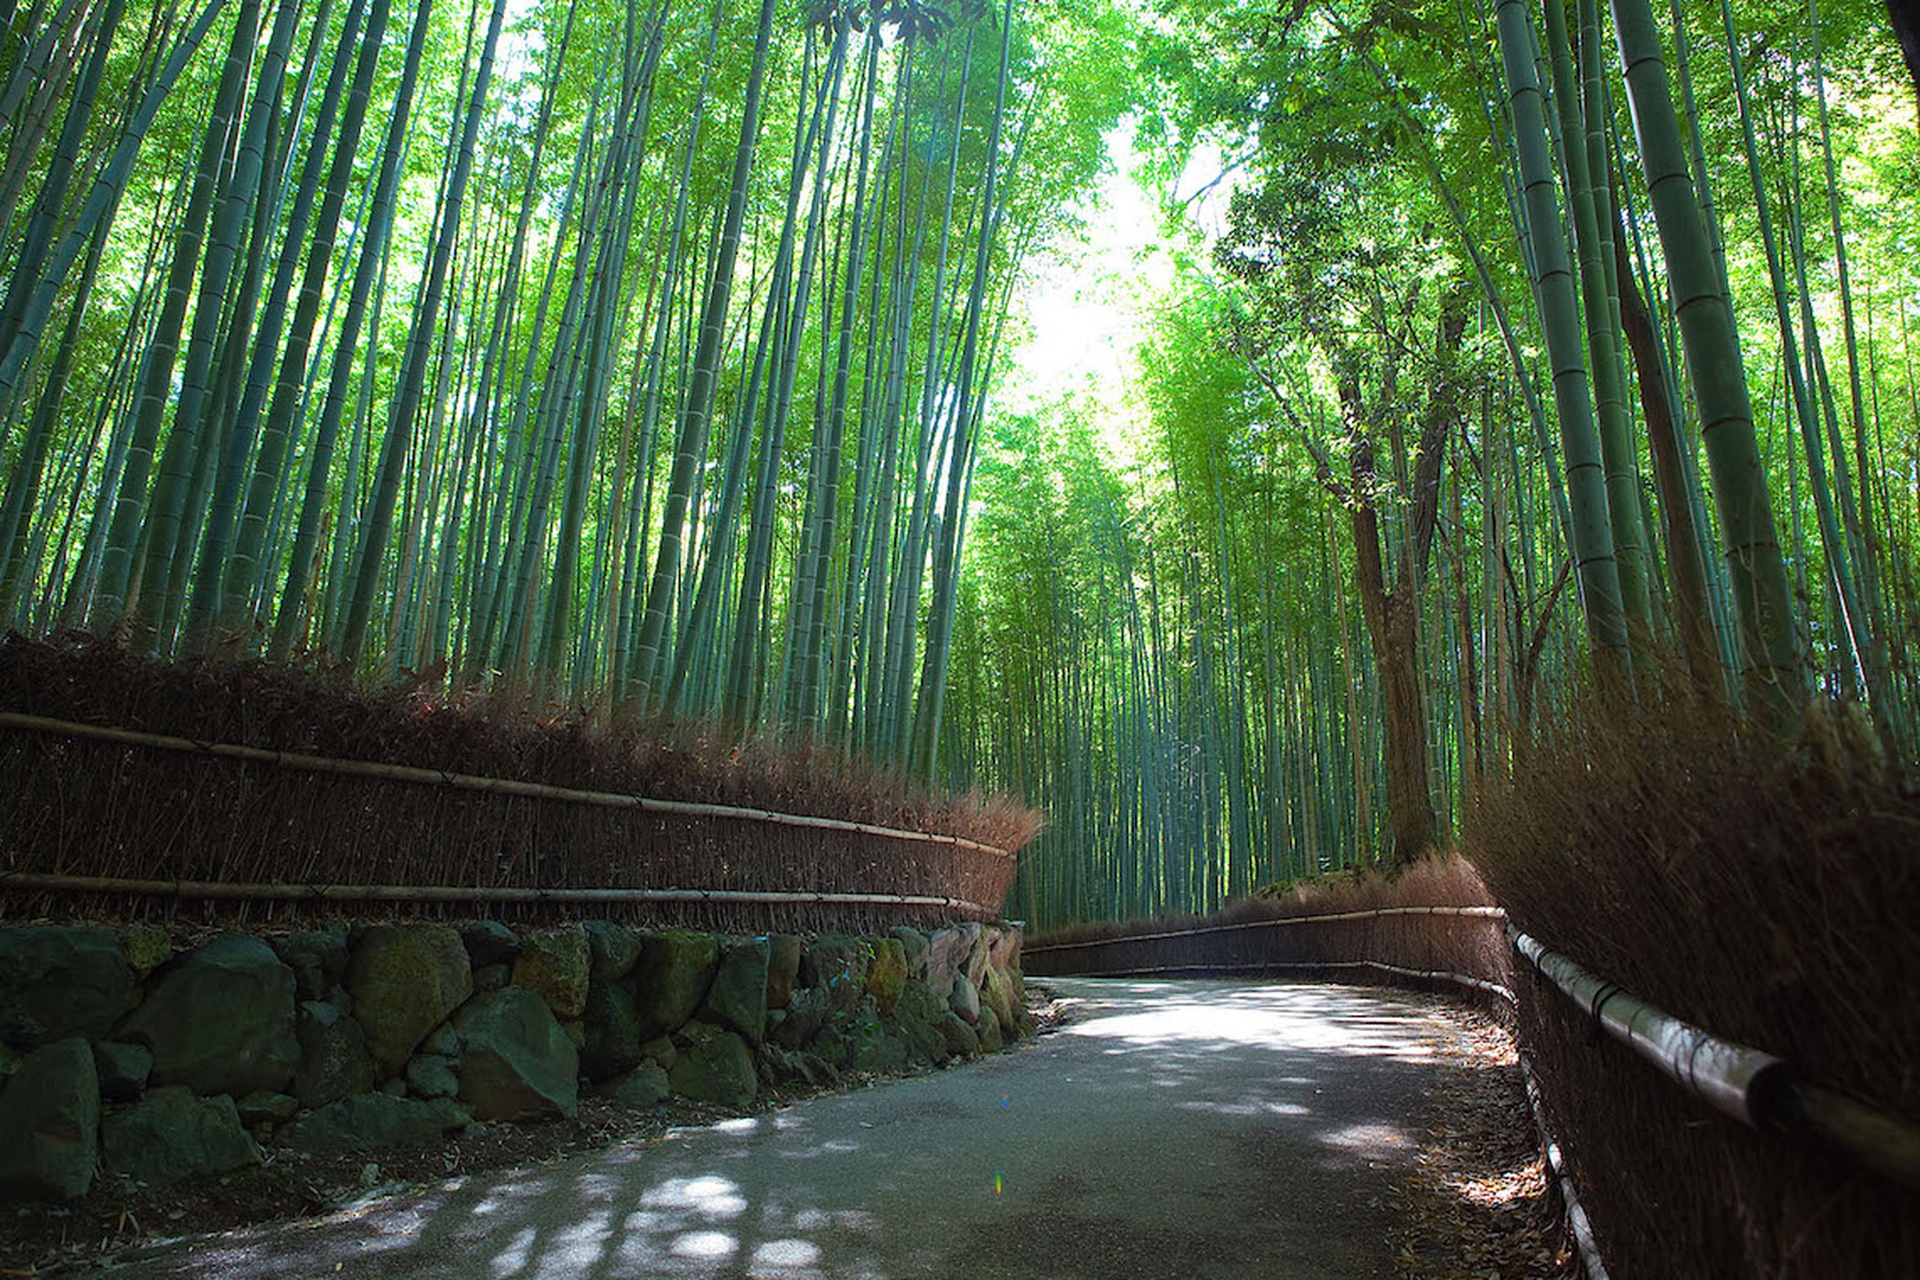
[1,0,1917,932]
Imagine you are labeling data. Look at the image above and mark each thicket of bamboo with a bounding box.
[954,0,1920,935]
[0,0,1127,779]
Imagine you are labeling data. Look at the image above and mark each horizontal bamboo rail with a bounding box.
[1510,925,1920,1192]
[1046,957,1515,1002]
[0,711,1015,859]
[1023,904,1508,954]
[0,870,998,918]
[1508,925,1787,1127]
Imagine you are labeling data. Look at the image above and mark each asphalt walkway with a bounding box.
[111,979,1485,1279]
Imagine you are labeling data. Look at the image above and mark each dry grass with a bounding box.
[0,634,1042,928]
[1467,675,1920,1280]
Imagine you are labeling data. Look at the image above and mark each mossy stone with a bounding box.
[511,926,590,1020]
[765,935,802,1009]
[632,932,719,1039]
[603,1061,669,1110]
[120,936,298,1097]
[666,1024,755,1108]
[102,1087,257,1186]
[346,925,472,1073]
[865,939,908,1016]
[0,926,132,1049]
[701,939,770,1044]
[0,1038,97,1199]
[454,987,579,1121]
[584,921,643,981]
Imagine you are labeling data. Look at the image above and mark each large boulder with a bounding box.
[845,1007,910,1074]
[454,988,578,1121]
[461,920,520,968]
[701,939,770,1044]
[965,926,994,990]
[102,1087,258,1186]
[889,927,930,981]
[580,981,644,1083]
[511,927,589,1020]
[924,925,978,1001]
[940,1012,980,1059]
[865,939,908,1016]
[294,1000,375,1108]
[988,927,1022,981]
[768,986,828,1050]
[346,925,472,1073]
[120,936,297,1097]
[948,973,981,1025]
[0,926,132,1049]
[279,1092,471,1155]
[979,963,1019,1035]
[799,934,862,990]
[890,980,950,1064]
[976,1004,1005,1053]
[584,922,642,981]
[667,1024,755,1108]
[800,935,868,1012]
[765,935,802,1010]
[0,1038,97,1199]
[117,924,172,976]
[271,927,348,1002]
[632,932,719,1039]
[93,1040,153,1101]
[602,1061,669,1110]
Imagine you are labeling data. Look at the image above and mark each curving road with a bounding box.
[108,980,1485,1279]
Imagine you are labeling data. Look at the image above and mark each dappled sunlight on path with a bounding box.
[111,982,1489,1280]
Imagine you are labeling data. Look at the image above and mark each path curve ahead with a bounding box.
[112,980,1485,1279]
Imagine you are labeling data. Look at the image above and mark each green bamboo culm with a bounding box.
[1608,0,1801,721]
[1542,0,1653,659]
[1492,0,1629,672]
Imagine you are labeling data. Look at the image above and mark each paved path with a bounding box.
[112,980,1482,1279]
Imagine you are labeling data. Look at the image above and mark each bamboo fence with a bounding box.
[0,712,1018,924]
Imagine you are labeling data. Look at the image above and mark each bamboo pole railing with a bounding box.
[1509,924,1920,1192]
[1507,925,1788,1127]
[0,711,1016,858]
[1022,904,1508,954]
[1042,956,1515,1001]
[1521,1054,1611,1280]
[0,871,999,918]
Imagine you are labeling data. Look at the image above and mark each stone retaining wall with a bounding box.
[0,918,1029,1201]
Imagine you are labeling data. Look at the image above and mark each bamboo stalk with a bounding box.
[0,712,1016,858]
[1024,905,1507,953]
[0,870,997,918]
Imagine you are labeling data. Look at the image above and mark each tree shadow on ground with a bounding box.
[106,981,1546,1280]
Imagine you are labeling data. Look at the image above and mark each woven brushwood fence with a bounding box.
[0,640,1025,930]
[1024,904,1514,1000]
